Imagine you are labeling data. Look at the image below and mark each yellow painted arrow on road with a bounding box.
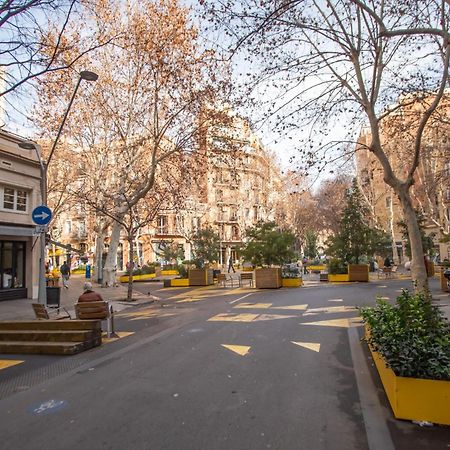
[301,318,361,328]
[0,360,23,370]
[291,342,321,352]
[221,344,251,356]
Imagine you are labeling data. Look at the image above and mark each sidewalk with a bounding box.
[0,275,158,321]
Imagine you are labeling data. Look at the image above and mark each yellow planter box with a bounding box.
[282,278,303,287]
[161,270,179,276]
[328,274,350,282]
[119,273,156,282]
[170,278,189,287]
[367,331,450,425]
[308,265,326,271]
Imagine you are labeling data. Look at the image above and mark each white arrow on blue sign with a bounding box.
[32,205,52,225]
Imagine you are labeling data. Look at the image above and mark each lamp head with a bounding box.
[18,142,37,150]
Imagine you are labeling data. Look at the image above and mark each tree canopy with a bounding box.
[241,221,296,267]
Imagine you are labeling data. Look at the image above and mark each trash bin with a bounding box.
[46,286,61,308]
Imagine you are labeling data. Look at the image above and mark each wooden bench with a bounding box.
[377,265,397,279]
[240,272,254,287]
[75,301,116,338]
[217,273,240,288]
[32,303,71,320]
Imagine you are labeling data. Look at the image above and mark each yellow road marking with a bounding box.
[291,341,321,352]
[253,314,297,321]
[208,313,259,322]
[102,331,134,343]
[129,313,175,321]
[221,344,251,356]
[301,318,351,328]
[208,313,297,322]
[119,307,157,317]
[234,303,272,309]
[169,286,254,302]
[273,304,308,311]
[0,360,24,370]
[306,306,356,314]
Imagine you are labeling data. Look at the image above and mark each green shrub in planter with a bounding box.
[177,264,188,278]
[327,258,347,275]
[141,264,156,275]
[361,290,450,381]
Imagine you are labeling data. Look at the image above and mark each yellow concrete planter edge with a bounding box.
[170,278,189,287]
[161,270,179,276]
[366,330,450,425]
[307,265,326,271]
[328,274,350,282]
[119,273,156,282]
[281,278,303,287]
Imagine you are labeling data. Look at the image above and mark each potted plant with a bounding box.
[188,227,219,286]
[327,258,349,282]
[241,221,295,289]
[281,264,303,287]
[361,290,450,425]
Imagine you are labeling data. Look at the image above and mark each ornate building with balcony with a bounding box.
[117,114,285,268]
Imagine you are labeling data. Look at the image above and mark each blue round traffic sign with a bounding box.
[32,205,52,225]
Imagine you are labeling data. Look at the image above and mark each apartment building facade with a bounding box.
[0,130,42,300]
[355,96,450,262]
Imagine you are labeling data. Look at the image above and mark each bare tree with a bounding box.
[0,0,115,122]
[202,0,450,292]
[33,0,232,286]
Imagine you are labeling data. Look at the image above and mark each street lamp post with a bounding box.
[19,70,98,305]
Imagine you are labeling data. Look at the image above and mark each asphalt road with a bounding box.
[0,279,449,449]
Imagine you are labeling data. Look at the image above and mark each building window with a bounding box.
[192,217,200,232]
[385,196,391,208]
[157,216,168,234]
[78,220,86,237]
[1,186,28,212]
[65,220,72,234]
[216,189,223,202]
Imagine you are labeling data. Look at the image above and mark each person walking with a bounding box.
[228,255,235,273]
[60,261,71,289]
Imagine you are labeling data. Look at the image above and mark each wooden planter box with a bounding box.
[188,268,213,286]
[164,278,189,287]
[281,278,303,287]
[366,331,450,425]
[319,273,328,282]
[328,274,350,282]
[255,268,282,289]
[348,264,369,282]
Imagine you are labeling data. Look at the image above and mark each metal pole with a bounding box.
[37,150,47,305]
[46,76,83,166]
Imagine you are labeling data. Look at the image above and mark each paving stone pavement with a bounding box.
[0,274,158,321]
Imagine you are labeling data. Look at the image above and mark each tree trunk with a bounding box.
[127,235,134,301]
[94,233,105,284]
[397,186,428,293]
[388,198,400,264]
[103,221,121,287]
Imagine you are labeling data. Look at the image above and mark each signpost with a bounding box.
[32,205,53,305]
